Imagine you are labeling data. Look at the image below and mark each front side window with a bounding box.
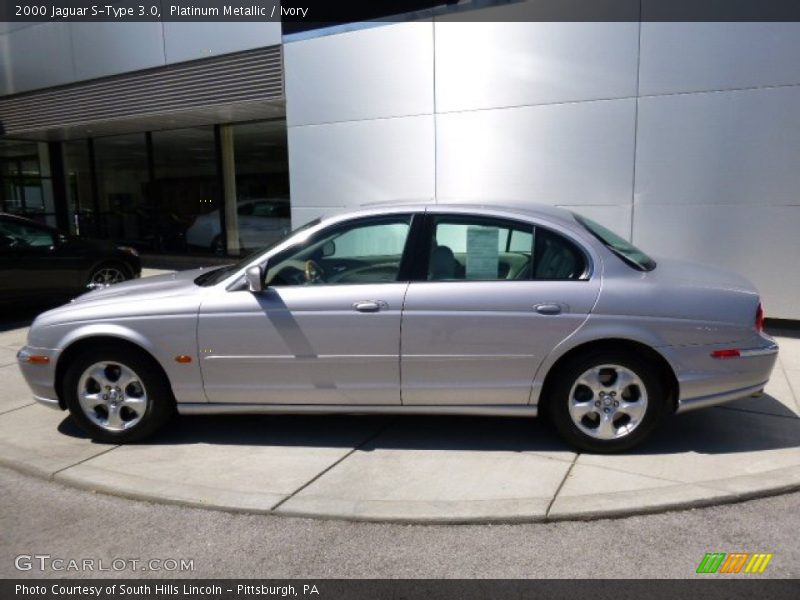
[265,216,411,286]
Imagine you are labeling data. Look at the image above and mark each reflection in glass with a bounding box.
[152,127,219,253]
[232,120,291,252]
[94,134,151,247]
[63,140,93,235]
[0,140,56,226]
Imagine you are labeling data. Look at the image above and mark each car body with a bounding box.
[185,198,291,254]
[0,213,141,308]
[17,203,778,452]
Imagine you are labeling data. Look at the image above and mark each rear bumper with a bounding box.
[665,333,779,414]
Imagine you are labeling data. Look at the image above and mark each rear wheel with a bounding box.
[63,346,175,443]
[548,351,668,453]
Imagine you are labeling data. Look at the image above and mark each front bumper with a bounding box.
[17,346,63,410]
[665,333,779,414]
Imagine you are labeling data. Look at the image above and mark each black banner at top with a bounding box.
[1,0,800,28]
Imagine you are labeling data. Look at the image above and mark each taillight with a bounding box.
[756,302,765,333]
[711,349,741,359]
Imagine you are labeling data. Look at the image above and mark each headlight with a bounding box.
[117,245,139,257]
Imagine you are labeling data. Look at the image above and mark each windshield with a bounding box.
[194,218,322,287]
[572,213,656,272]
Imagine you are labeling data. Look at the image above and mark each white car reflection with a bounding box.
[186,198,291,254]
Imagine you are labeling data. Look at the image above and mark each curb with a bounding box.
[2,453,800,525]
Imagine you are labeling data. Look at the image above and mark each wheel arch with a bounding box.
[536,338,679,416]
[55,334,174,410]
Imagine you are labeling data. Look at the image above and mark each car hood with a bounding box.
[69,268,208,306]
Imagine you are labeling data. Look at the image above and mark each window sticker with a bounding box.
[466,226,499,279]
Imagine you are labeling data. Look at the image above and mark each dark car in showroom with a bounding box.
[0,213,140,308]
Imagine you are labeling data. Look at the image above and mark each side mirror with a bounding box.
[321,240,336,257]
[245,265,264,293]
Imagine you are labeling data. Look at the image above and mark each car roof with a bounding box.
[347,201,579,227]
[0,212,58,230]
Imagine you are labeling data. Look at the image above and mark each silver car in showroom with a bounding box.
[17,203,778,452]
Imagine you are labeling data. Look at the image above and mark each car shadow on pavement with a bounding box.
[56,394,800,457]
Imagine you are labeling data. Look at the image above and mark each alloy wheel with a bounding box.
[568,364,649,441]
[76,361,148,431]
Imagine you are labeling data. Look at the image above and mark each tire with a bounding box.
[547,350,668,453]
[87,261,131,287]
[62,345,175,443]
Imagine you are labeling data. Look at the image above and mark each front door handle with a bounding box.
[534,303,562,315]
[353,300,385,313]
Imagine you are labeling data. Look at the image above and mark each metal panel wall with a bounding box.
[0,47,283,138]
[639,23,800,95]
[0,21,282,95]
[285,22,436,220]
[285,16,800,318]
[163,22,282,64]
[435,21,639,112]
[70,22,166,82]
[284,22,434,127]
[0,23,75,95]
[288,115,435,210]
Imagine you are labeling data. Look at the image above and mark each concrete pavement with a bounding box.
[1,298,799,523]
[3,464,799,578]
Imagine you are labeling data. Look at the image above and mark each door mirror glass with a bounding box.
[245,265,264,293]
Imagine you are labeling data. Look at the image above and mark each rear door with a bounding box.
[400,213,601,405]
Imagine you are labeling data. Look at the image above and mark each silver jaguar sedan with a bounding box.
[17,203,778,452]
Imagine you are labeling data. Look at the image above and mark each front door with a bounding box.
[198,215,414,405]
[401,213,601,405]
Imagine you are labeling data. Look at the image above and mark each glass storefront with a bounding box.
[231,121,291,252]
[63,140,93,235]
[152,126,220,253]
[93,133,152,246]
[0,140,57,227]
[35,118,291,255]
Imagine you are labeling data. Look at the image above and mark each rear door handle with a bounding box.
[534,303,562,315]
[353,300,385,313]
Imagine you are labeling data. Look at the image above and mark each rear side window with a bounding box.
[573,212,655,271]
[532,228,587,280]
[425,215,586,281]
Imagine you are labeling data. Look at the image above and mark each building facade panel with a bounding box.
[633,204,800,319]
[434,21,639,113]
[635,86,800,206]
[284,22,434,127]
[435,99,636,209]
[639,22,800,95]
[70,22,167,82]
[0,23,75,94]
[287,115,435,209]
[163,22,282,64]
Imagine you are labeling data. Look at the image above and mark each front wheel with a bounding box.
[548,351,668,453]
[87,262,130,287]
[62,346,175,443]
